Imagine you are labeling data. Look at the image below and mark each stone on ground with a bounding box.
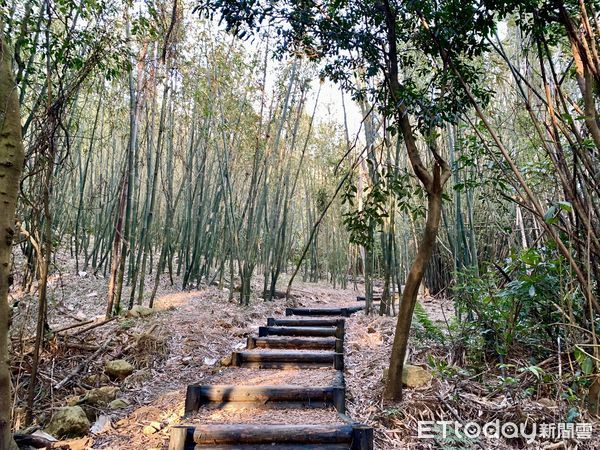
[402,364,432,388]
[127,305,154,318]
[81,386,119,406]
[109,398,130,410]
[142,421,162,435]
[104,359,134,380]
[219,354,232,366]
[45,406,91,438]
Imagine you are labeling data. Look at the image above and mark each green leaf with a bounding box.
[557,201,572,213]
[566,407,580,423]
[544,205,557,224]
[581,357,594,375]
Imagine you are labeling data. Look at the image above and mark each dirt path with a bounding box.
[87,283,364,449]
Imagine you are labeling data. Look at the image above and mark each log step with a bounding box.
[248,336,342,352]
[356,296,382,302]
[170,424,372,449]
[285,306,364,317]
[232,351,343,370]
[185,384,345,414]
[196,423,352,444]
[259,326,342,338]
[267,317,345,327]
[195,445,350,449]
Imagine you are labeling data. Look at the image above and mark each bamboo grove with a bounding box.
[5,0,354,314]
[0,0,599,437]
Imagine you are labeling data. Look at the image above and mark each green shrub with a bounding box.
[452,246,580,361]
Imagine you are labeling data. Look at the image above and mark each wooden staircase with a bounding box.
[169,305,373,450]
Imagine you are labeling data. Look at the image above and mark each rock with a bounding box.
[219,355,232,367]
[45,406,91,438]
[402,364,432,388]
[109,398,129,410]
[203,357,217,366]
[105,359,134,380]
[142,421,162,435]
[81,373,110,386]
[127,305,154,318]
[81,386,119,406]
[142,425,157,435]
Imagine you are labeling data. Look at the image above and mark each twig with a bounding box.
[435,393,486,450]
[69,316,117,337]
[54,337,113,389]
[53,319,94,334]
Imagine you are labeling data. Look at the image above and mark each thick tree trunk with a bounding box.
[0,33,25,450]
[385,187,444,400]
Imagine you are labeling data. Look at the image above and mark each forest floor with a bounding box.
[9,255,599,449]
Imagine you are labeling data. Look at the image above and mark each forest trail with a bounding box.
[169,306,372,449]
[79,282,386,449]
[4,2,600,449]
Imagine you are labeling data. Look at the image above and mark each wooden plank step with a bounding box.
[169,424,373,449]
[258,326,342,339]
[356,296,382,302]
[185,384,345,415]
[285,306,364,317]
[195,445,350,449]
[267,317,344,327]
[248,336,342,352]
[193,424,353,445]
[232,351,343,370]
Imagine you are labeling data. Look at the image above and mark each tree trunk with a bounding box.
[0,32,24,450]
[385,187,444,400]
[380,0,451,400]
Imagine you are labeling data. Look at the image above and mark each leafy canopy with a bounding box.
[198,0,499,132]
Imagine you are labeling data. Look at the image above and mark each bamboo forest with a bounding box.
[0,0,599,449]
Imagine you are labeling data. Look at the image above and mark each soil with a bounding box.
[244,348,335,353]
[209,368,339,386]
[189,406,344,425]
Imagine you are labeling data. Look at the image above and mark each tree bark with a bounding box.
[385,186,444,399]
[0,32,24,450]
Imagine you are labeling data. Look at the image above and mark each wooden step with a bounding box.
[185,384,345,415]
[258,326,343,339]
[356,296,382,302]
[232,351,343,370]
[194,445,350,449]
[267,317,344,327]
[248,336,343,352]
[285,306,364,317]
[169,424,372,449]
